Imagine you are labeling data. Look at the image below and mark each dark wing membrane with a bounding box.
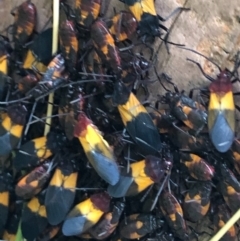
[21,206,48,241]
[0,202,8,231]
[30,28,53,66]
[62,216,88,236]
[45,185,75,225]
[13,140,40,170]
[209,111,234,152]
[0,132,12,156]
[126,112,161,155]
[87,150,120,185]
[107,175,133,198]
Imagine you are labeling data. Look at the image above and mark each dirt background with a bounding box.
[1,1,240,240]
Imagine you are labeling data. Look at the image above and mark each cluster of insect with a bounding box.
[0,0,240,241]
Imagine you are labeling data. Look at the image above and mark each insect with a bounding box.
[45,159,78,225]
[213,204,237,241]
[120,0,162,39]
[0,105,27,157]
[13,130,67,171]
[0,35,12,75]
[159,191,188,240]
[21,192,48,241]
[74,112,120,185]
[183,181,212,222]
[112,81,161,155]
[218,163,240,213]
[15,71,40,94]
[120,0,189,55]
[186,50,240,153]
[59,20,78,73]
[36,225,60,241]
[230,138,240,174]
[0,36,12,101]
[62,192,111,236]
[75,0,105,30]
[169,123,212,153]
[15,160,54,199]
[180,153,215,181]
[87,201,125,240]
[2,202,22,241]
[107,155,172,198]
[26,54,66,99]
[22,27,53,71]
[11,0,37,51]
[58,85,84,140]
[91,19,122,75]
[149,110,174,134]
[15,28,54,94]
[119,213,163,239]
[207,70,236,153]
[0,172,12,233]
[108,11,137,43]
[120,51,151,94]
[162,90,207,135]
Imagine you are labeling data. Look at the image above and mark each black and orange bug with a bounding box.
[159,191,188,240]
[120,0,189,51]
[21,27,53,73]
[0,35,12,75]
[62,192,111,236]
[11,0,37,50]
[91,19,122,75]
[0,104,27,157]
[119,214,163,239]
[104,132,126,158]
[44,159,78,225]
[208,70,235,153]
[162,90,207,135]
[218,163,240,213]
[149,109,175,134]
[16,70,40,94]
[15,28,54,94]
[13,130,67,171]
[0,35,12,101]
[180,153,215,181]
[58,85,84,140]
[5,54,65,123]
[112,81,161,155]
[15,160,54,199]
[74,0,109,30]
[119,51,151,93]
[21,192,48,241]
[59,19,79,73]
[87,201,125,240]
[120,0,162,39]
[84,48,107,81]
[24,54,67,135]
[0,172,12,233]
[186,49,240,153]
[107,155,172,198]
[213,204,237,241]
[108,11,137,43]
[169,123,212,153]
[183,181,212,222]
[26,54,66,99]
[36,225,60,241]
[230,138,240,174]
[74,112,120,185]
[2,201,23,241]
